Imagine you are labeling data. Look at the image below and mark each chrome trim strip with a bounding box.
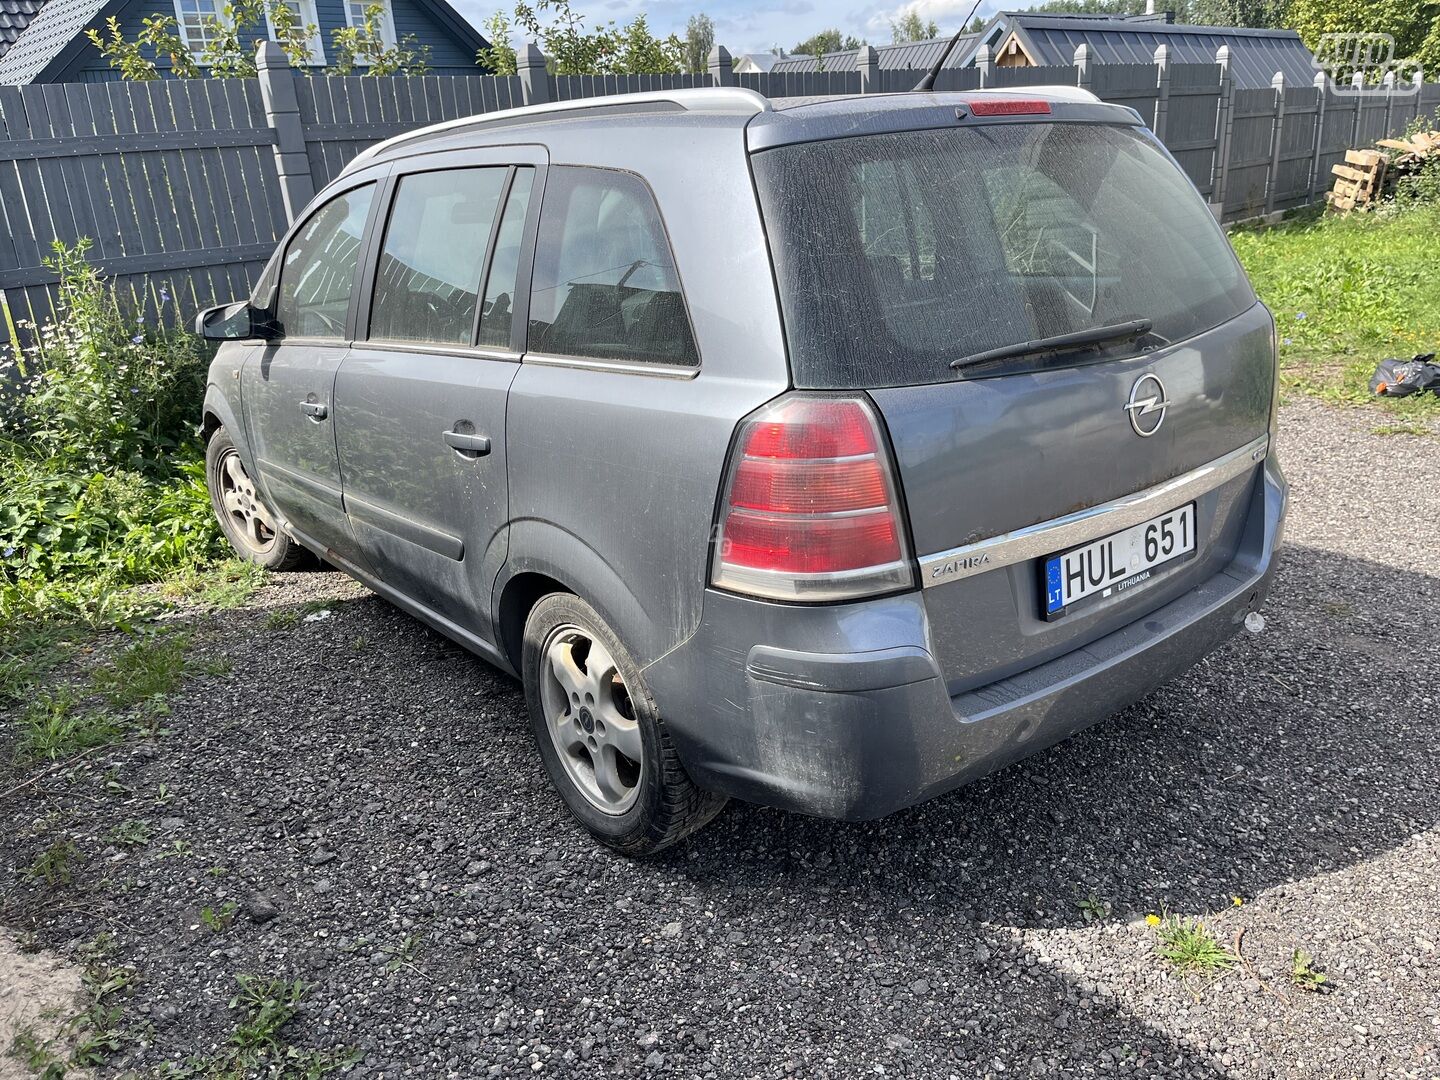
[524,352,700,380]
[712,559,913,602]
[917,434,1269,589]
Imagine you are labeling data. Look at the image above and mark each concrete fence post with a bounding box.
[975,43,991,89]
[256,40,314,224]
[708,45,734,87]
[1210,44,1234,218]
[1265,71,1286,214]
[1308,71,1329,201]
[858,44,879,93]
[1152,43,1170,141]
[518,42,551,106]
[1408,69,1426,132]
[1074,43,1092,92]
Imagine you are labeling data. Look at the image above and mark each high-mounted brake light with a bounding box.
[968,99,1052,116]
[711,395,915,602]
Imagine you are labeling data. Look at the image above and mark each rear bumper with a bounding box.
[644,453,1286,821]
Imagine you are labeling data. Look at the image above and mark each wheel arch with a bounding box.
[494,521,663,676]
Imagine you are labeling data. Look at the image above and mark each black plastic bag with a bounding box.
[1370,354,1440,397]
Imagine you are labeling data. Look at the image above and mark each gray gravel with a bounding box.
[2,399,1438,1079]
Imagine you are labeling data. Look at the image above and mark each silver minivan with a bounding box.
[198,86,1287,853]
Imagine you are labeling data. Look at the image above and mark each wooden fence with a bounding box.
[2,39,1438,346]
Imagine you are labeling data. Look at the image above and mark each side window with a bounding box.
[528,167,698,366]
[276,183,373,341]
[369,167,508,346]
[476,169,534,349]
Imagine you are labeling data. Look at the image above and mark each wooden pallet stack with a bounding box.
[1328,149,1387,211]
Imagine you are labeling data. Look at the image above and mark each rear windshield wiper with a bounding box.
[949,319,1154,372]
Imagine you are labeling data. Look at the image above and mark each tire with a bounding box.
[205,426,310,571]
[523,593,726,854]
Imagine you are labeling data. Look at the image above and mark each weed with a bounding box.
[159,975,355,1078]
[207,865,229,877]
[24,839,83,887]
[200,900,240,933]
[1290,948,1329,992]
[1153,914,1237,975]
[106,818,152,847]
[154,781,176,804]
[265,609,301,631]
[1371,422,1432,436]
[14,689,124,763]
[159,559,266,609]
[155,839,193,860]
[1075,892,1110,923]
[381,934,422,974]
[100,766,132,796]
[0,622,81,705]
[65,961,136,1068]
[8,1028,66,1079]
[91,632,189,708]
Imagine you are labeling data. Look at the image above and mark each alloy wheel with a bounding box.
[539,624,644,815]
[215,448,277,555]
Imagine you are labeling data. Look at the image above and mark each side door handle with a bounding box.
[443,429,491,457]
[299,399,328,421]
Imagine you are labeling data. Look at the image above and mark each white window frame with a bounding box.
[344,0,398,51]
[265,0,327,67]
[171,0,223,56]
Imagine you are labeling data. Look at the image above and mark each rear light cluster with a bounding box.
[711,395,915,602]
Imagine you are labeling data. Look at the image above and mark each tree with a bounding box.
[891,10,939,42]
[476,10,517,74]
[684,13,715,73]
[1288,0,1439,60]
[477,0,685,75]
[792,29,864,57]
[331,2,430,75]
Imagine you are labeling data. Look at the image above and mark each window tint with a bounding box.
[369,168,508,346]
[276,183,373,341]
[476,169,534,349]
[528,167,697,366]
[752,124,1255,388]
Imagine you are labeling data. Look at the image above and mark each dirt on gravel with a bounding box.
[0,931,84,1078]
[1,399,1437,1079]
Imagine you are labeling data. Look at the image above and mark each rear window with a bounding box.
[752,122,1255,389]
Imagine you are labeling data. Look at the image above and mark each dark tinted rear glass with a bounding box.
[752,122,1255,388]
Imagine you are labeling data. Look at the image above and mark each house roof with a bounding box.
[732,51,791,73]
[0,0,489,84]
[0,0,48,58]
[770,34,979,74]
[969,14,1318,89]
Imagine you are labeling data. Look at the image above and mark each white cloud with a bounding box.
[863,0,1006,38]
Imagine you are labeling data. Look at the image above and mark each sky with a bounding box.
[451,0,1016,58]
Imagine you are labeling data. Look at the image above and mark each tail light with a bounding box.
[711,394,914,602]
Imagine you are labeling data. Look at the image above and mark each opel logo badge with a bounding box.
[1124,373,1170,437]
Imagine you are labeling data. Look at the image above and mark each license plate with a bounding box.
[1043,503,1196,620]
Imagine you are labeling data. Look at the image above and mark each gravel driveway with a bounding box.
[3,399,1438,1079]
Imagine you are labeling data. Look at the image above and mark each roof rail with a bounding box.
[345,87,771,174]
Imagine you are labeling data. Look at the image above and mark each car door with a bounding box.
[243,171,386,560]
[334,147,544,642]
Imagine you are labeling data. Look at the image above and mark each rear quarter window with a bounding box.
[752,122,1256,388]
[527,166,699,367]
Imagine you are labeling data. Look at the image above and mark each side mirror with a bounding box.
[195,301,280,342]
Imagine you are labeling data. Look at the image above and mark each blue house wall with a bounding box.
[58,0,479,80]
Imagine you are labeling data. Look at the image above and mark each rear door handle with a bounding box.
[443,430,491,456]
[299,399,328,421]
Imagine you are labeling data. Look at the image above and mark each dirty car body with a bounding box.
[198,87,1286,842]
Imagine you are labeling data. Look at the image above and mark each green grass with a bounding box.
[14,690,125,763]
[1152,915,1237,975]
[91,632,190,708]
[1230,204,1440,419]
[157,560,267,610]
